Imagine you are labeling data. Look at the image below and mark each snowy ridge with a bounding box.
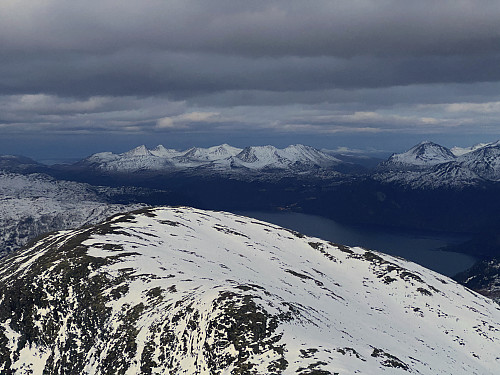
[376,140,500,188]
[80,144,342,173]
[0,206,499,374]
[451,141,500,157]
[457,142,500,181]
[233,144,340,170]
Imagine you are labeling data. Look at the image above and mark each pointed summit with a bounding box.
[378,141,455,170]
[406,141,456,163]
[123,145,153,157]
[150,145,182,158]
[181,144,242,161]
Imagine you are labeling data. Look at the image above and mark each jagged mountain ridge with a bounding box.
[458,143,500,181]
[0,206,499,374]
[375,140,500,188]
[61,140,500,188]
[77,144,343,173]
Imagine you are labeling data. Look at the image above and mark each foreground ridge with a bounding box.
[0,207,499,374]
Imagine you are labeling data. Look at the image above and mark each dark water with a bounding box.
[236,211,476,277]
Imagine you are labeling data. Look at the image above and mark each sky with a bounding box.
[2,0,500,161]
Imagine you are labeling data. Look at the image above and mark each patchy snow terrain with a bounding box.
[455,258,500,304]
[0,171,144,255]
[0,206,499,374]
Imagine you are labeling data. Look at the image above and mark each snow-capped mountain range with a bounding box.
[67,140,500,188]
[375,140,500,188]
[79,144,343,173]
[0,206,499,374]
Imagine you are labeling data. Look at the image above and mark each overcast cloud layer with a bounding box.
[2,0,500,156]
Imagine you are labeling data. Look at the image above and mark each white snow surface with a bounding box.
[2,206,500,374]
[82,144,341,173]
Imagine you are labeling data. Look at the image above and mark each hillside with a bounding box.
[0,207,499,374]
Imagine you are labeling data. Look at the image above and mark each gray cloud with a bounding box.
[2,1,500,98]
[2,0,500,151]
[2,1,500,58]
[3,50,500,100]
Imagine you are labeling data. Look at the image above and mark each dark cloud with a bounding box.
[2,0,500,98]
[3,50,500,100]
[2,1,500,58]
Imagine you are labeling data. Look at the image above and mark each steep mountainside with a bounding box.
[374,162,486,189]
[0,207,499,374]
[0,172,144,255]
[458,142,500,181]
[455,258,500,304]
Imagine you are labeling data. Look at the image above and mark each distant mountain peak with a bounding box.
[150,145,182,157]
[409,141,455,158]
[379,141,456,170]
[123,145,153,157]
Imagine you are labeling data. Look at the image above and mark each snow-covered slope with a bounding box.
[375,140,500,189]
[181,144,242,162]
[82,146,175,172]
[1,206,499,374]
[457,142,500,181]
[374,162,486,189]
[378,141,456,170]
[78,144,342,174]
[451,141,500,157]
[0,172,144,255]
[233,144,340,170]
